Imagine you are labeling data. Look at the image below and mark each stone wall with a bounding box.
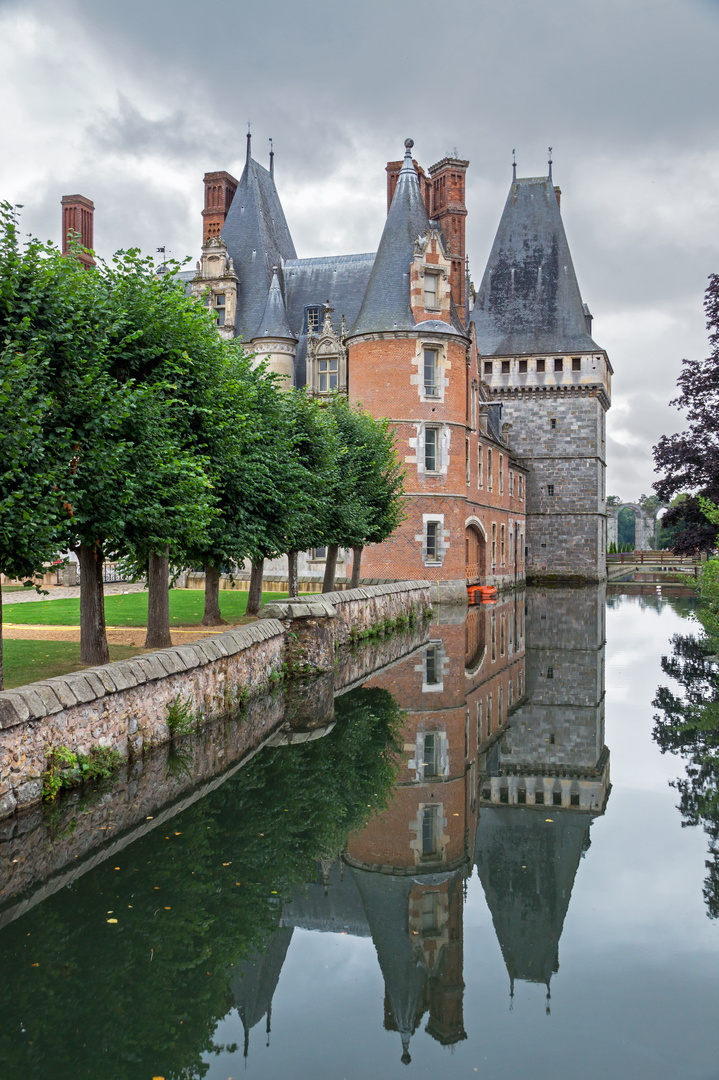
[0,581,431,821]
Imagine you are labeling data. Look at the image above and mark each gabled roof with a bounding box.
[350,140,435,337]
[221,136,297,342]
[253,267,296,341]
[471,175,599,356]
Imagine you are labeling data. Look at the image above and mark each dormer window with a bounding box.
[423,348,439,397]
[317,355,338,393]
[304,305,321,333]
[424,272,439,310]
[214,292,226,327]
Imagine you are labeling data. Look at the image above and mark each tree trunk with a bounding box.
[145,551,172,648]
[322,544,339,594]
[78,543,110,666]
[246,559,264,615]
[202,563,226,626]
[287,551,299,598]
[350,545,363,589]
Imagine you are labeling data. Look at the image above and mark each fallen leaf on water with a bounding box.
[164,907,171,910]
[453,813,459,816]
[222,862,231,866]
[236,883,242,887]
[114,867,120,870]
[154,887,160,890]
[31,963,39,967]
[545,818,554,822]
[146,816,153,820]
[107,919,118,924]
[174,831,181,835]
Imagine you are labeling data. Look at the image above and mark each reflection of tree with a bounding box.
[0,687,402,1080]
[653,633,719,918]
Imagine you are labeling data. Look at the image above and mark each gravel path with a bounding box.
[1,582,148,605]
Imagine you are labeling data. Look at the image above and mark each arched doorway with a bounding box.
[465,519,486,584]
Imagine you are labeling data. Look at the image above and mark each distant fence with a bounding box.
[606,551,703,566]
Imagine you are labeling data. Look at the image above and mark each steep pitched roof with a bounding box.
[350,140,434,337]
[221,136,297,342]
[471,176,599,356]
[253,267,296,341]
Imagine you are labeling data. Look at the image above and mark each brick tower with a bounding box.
[61,194,95,267]
[202,170,238,242]
[471,166,611,582]
[347,140,526,602]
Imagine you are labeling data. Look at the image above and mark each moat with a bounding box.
[1,587,718,1080]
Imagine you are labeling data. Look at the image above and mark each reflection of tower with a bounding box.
[231,927,293,1058]
[342,598,524,1062]
[476,585,609,1000]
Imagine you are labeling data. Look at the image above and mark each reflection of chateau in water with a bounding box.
[475,586,609,999]
[232,587,610,1061]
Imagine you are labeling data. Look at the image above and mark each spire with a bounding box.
[253,268,296,341]
[349,138,431,336]
[512,148,517,183]
[548,146,553,182]
[470,167,599,356]
[246,122,252,164]
[269,137,274,178]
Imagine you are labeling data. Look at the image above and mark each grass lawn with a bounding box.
[2,640,146,689]
[2,588,290,627]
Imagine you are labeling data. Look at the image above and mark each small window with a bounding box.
[572,357,581,372]
[491,523,497,567]
[424,272,439,309]
[547,483,555,496]
[500,524,506,565]
[425,427,438,472]
[509,470,515,496]
[571,792,580,807]
[465,437,470,485]
[487,449,493,490]
[422,805,438,855]
[550,418,557,429]
[426,521,440,562]
[519,475,524,500]
[423,730,438,774]
[478,446,483,488]
[547,666,554,679]
[501,360,510,374]
[519,359,527,373]
[554,357,564,372]
[484,361,493,375]
[305,305,321,332]
[518,788,527,804]
[553,791,562,806]
[215,292,226,327]
[487,694,492,734]
[317,356,338,393]
[312,546,327,560]
[536,790,545,805]
[424,348,439,397]
[537,358,546,372]
[421,891,440,931]
[425,646,440,685]
[499,454,504,495]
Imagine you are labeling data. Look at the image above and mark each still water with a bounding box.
[1,587,718,1080]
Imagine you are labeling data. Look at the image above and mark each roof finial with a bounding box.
[548,146,553,182]
[246,121,252,164]
[269,137,274,179]
[512,148,517,182]
[400,138,416,176]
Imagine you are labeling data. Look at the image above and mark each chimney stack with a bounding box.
[61,195,95,267]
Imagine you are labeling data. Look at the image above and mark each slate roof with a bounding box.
[253,267,296,341]
[350,141,464,338]
[283,252,375,386]
[474,806,591,988]
[221,139,297,342]
[231,926,293,1055]
[471,176,599,356]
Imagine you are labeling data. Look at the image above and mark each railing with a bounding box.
[607,551,702,566]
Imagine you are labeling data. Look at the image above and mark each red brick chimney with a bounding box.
[428,156,469,320]
[386,158,432,215]
[202,171,238,242]
[61,194,95,267]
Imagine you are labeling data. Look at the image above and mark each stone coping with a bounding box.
[0,618,285,731]
[267,580,431,608]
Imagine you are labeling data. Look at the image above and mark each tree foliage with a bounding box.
[653,274,719,552]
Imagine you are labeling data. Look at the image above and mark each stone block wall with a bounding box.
[498,391,607,581]
[0,582,431,821]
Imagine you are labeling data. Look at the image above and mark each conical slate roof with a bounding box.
[350,140,433,337]
[471,175,599,356]
[252,267,296,341]
[474,806,591,988]
[231,926,293,1056]
[221,135,297,342]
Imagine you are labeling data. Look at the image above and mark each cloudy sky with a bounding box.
[1,0,718,500]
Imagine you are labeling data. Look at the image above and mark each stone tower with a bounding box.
[471,170,612,582]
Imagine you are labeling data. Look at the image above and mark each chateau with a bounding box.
[62,133,611,591]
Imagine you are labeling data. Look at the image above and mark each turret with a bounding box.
[248,268,297,386]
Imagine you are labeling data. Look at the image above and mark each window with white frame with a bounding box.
[422,731,439,776]
[424,427,439,472]
[501,523,506,565]
[465,437,470,485]
[488,449,493,491]
[426,520,441,562]
[423,348,440,397]
[509,469,515,497]
[478,445,483,488]
[421,805,439,856]
[499,454,504,495]
[317,355,338,393]
[424,272,439,310]
[491,522,497,567]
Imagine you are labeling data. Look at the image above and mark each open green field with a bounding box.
[2,589,290,627]
[2,640,146,689]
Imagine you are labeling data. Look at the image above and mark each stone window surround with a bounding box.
[411,338,450,403]
[416,512,449,567]
[408,423,451,478]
